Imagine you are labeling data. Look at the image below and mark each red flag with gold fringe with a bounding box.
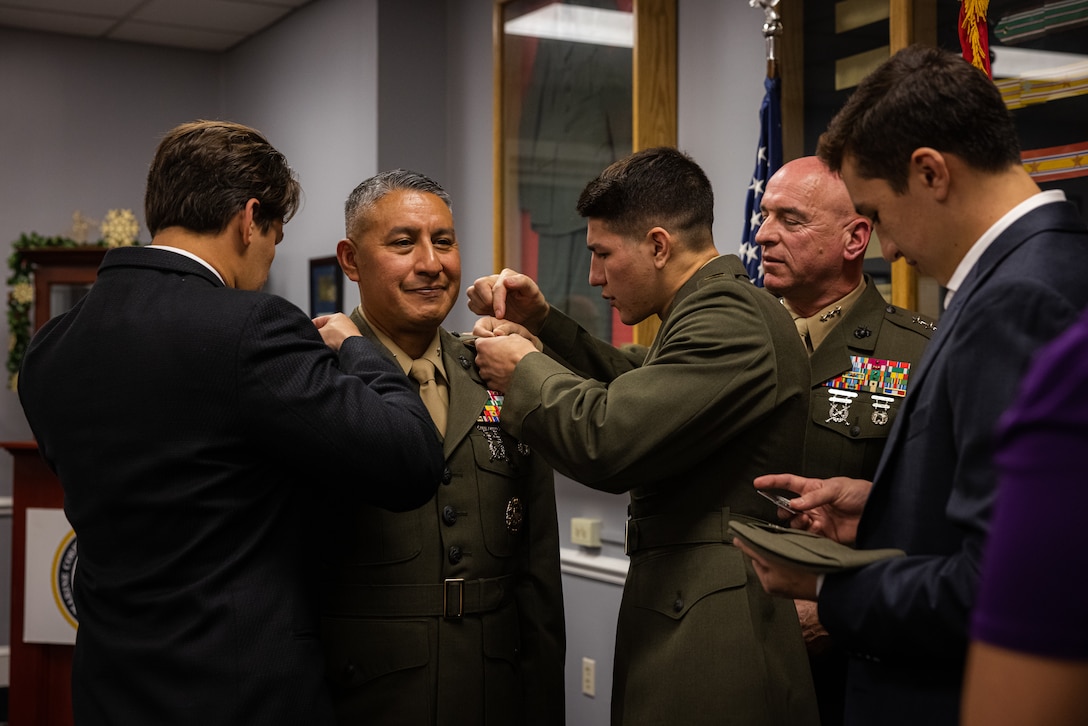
[960,0,992,77]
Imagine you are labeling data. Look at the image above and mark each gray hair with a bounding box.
[344,169,452,237]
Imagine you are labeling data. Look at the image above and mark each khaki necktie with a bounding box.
[409,358,447,438]
[795,318,814,355]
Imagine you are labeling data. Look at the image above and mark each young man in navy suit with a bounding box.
[736,45,1088,726]
[17,121,444,726]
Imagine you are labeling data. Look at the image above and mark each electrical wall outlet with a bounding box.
[571,517,602,547]
[581,656,596,697]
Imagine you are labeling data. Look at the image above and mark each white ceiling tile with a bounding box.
[0,0,142,16]
[0,7,115,37]
[108,19,245,52]
[134,0,291,33]
[0,0,313,50]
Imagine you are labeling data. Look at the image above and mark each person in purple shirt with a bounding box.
[962,308,1088,726]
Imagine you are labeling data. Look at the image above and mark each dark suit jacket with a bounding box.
[320,321,565,726]
[818,200,1088,725]
[505,255,818,726]
[18,247,443,726]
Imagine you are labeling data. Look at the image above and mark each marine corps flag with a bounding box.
[738,74,783,287]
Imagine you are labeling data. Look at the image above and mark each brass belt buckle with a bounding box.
[443,578,465,619]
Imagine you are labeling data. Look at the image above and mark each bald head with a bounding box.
[755,156,872,316]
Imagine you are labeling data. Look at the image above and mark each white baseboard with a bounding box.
[559,547,629,586]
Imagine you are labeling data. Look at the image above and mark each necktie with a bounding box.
[409,358,447,438]
[795,318,814,355]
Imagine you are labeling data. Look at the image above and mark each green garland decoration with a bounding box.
[6,233,106,391]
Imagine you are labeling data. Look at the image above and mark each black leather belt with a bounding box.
[625,509,764,555]
[323,575,514,619]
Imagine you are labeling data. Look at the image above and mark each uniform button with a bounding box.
[448,545,463,564]
[442,505,458,526]
[885,305,895,313]
[673,598,684,613]
[854,326,871,339]
[849,425,861,438]
[441,467,453,485]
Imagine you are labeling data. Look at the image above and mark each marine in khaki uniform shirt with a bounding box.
[758,156,933,726]
[319,170,565,726]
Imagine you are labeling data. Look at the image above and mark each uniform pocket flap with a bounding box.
[627,544,748,620]
[321,618,431,688]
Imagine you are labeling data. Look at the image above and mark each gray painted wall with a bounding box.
[0,1,769,722]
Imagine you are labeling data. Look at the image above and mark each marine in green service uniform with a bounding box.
[320,170,565,726]
[470,148,818,726]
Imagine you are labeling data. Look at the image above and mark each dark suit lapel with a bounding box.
[870,201,1068,485]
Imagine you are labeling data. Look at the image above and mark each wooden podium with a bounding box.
[1,442,73,726]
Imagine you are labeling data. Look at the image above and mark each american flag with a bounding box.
[738,75,782,287]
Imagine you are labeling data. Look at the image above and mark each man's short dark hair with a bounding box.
[817,44,1021,193]
[344,169,452,239]
[145,120,301,236]
[576,147,714,240]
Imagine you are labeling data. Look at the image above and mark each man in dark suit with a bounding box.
[736,45,1088,726]
[468,147,818,726]
[756,155,934,725]
[319,169,566,725]
[17,121,444,726]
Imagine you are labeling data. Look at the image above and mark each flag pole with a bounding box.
[751,0,782,80]
[739,0,785,287]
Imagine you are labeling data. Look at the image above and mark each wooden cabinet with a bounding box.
[21,247,107,331]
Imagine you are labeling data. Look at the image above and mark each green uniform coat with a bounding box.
[320,322,566,726]
[502,255,819,725]
[804,277,935,480]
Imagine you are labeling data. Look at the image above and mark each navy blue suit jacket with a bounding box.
[18,247,443,726]
[817,200,1088,725]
